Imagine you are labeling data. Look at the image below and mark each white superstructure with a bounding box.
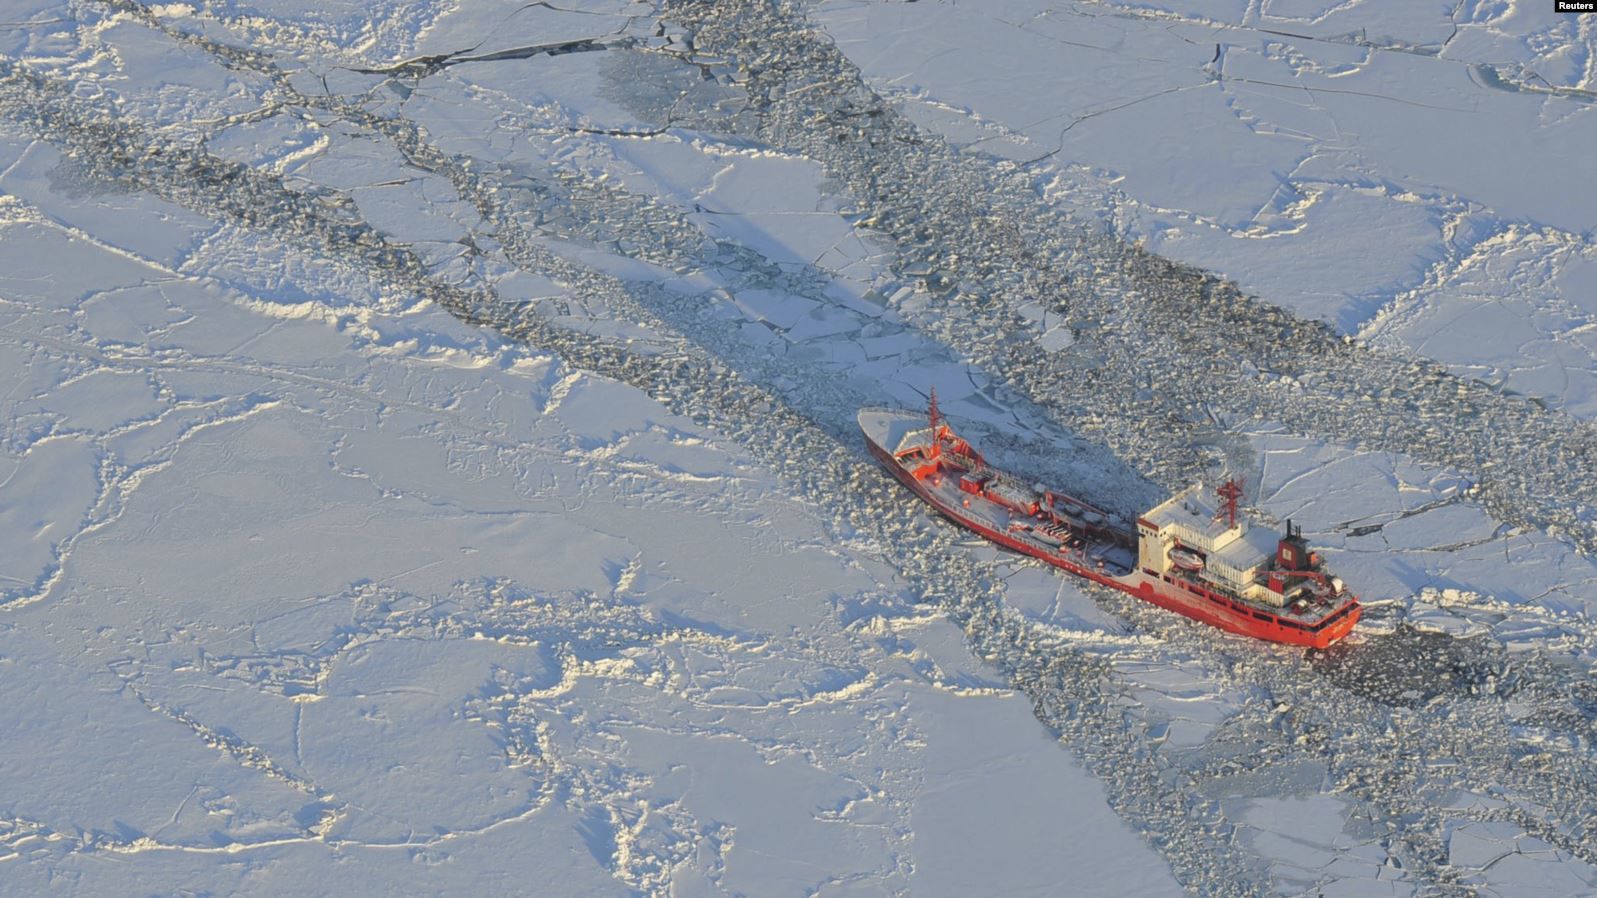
[1137,484,1284,606]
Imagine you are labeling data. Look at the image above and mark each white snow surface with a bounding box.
[1,0,1595,896]
[0,165,1177,894]
[815,0,1597,416]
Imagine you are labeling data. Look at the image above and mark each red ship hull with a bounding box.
[862,410,1359,648]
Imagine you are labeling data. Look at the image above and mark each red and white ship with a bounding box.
[859,393,1360,648]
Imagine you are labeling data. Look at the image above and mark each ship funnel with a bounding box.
[1276,519,1311,571]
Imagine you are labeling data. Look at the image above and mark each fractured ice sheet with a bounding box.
[813,0,1597,410]
[1364,225,1597,418]
[1244,426,1597,614]
[0,151,1179,897]
[4,0,1597,895]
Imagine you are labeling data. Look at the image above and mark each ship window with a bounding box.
[1251,611,1273,622]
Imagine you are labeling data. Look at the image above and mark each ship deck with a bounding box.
[921,465,1137,575]
[1146,565,1358,630]
[859,408,1136,576]
[860,407,1358,644]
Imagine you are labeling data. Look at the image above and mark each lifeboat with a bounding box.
[1168,547,1205,571]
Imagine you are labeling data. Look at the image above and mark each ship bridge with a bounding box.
[1137,484,1281,603]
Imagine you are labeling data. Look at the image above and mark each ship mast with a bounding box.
[1215,478,1243,530]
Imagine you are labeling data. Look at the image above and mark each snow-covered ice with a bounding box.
[1,0,1595,894]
